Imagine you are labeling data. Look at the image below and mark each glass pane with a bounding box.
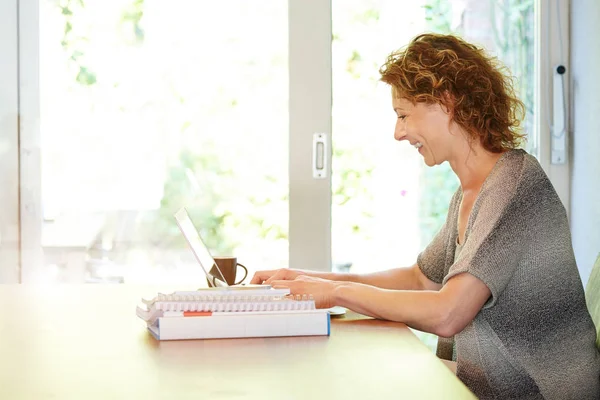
[39,0,288,284]
[332,0,535,348]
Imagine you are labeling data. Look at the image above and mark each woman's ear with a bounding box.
[440,91,455,117]
[441,92,460,137]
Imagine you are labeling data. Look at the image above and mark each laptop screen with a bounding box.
[174,208,228,287]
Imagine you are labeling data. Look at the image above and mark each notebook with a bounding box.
[136,288,330,340]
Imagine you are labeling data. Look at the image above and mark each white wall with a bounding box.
[571,0,600,285]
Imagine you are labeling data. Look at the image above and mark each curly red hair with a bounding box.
[379,33,526,153]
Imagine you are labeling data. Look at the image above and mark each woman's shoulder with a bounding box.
[502,148,548,177]
[481,149,563,215]
[486,149,552,193]
[509,149,557,195]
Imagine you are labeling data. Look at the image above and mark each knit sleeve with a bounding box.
[417,189,461,284]
[442,155,530,308]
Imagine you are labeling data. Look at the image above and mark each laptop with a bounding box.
[174,207,268,289]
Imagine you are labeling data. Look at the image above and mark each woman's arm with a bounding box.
[333,272,490,336]
[340,263,442,291]
[272,271,490,337]
[252,263,441,291]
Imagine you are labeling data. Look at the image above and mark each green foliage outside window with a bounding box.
[140,147,236,254]
[55,0,283,257]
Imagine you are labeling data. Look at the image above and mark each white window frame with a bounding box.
[536,0,571,216]
[0,0,21,283]
[289,0,333,272]
[18,0,43,282]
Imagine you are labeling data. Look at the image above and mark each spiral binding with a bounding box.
[142,291,316,314]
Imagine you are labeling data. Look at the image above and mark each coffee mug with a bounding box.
[207,256,248,286]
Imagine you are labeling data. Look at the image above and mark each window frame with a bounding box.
[535,0,571,216]
[0,0,21,283]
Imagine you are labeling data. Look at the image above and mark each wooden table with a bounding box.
[0,285,475,399]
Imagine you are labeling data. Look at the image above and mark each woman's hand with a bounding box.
[250,268,306,284]
[270,275,338,309]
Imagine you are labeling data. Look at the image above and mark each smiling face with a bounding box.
[392,95,456,167]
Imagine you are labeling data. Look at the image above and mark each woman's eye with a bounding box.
[397,115,406,120]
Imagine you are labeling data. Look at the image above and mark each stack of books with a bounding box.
[136,287,330,340]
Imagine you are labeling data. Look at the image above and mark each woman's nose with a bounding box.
[394,121,407,141]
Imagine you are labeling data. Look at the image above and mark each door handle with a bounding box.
[312,133,328,179]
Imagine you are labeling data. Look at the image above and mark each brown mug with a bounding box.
[207,256,248,286]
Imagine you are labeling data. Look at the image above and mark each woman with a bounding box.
[250,33,600,399]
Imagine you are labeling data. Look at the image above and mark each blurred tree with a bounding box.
[57,0,240,256]
[138,146,237,255]
[491,0,535,152]
[120,0,146,45]
[331,5,378,258]
[59,0,97,85]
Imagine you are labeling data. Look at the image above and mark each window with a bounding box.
[35,0,290,283]
[1,0,568,292]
